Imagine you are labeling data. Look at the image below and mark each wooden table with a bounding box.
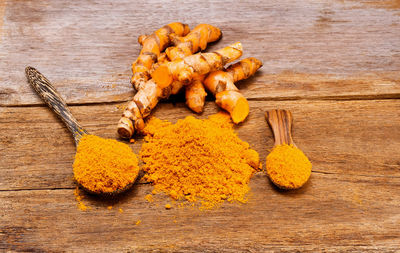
[1,0,399,251]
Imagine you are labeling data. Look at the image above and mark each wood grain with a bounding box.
[265,109,295,146]
[0,0,5,43]
[1,0,400,251]
[0,173,399,252]
[1,100,399,191]
[0,0,399,105]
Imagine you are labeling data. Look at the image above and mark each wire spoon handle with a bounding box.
[265,109,296,147]
[25,66,88,145]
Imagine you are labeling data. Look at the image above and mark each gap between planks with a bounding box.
[1,171,398,193]
[1,94,400,108]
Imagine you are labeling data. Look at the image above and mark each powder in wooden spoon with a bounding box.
[266,144,311,189]
[73,135,139,194]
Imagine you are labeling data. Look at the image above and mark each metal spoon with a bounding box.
[25,66,137,196]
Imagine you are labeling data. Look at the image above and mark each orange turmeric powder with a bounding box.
[74,187,90,211]
[140,113,260,209]
[73,135,140,194]
[265,144,311,189]
[145,194,154,203]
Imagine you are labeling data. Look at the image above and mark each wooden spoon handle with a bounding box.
[25,66,87,145]
[265,109,295,146]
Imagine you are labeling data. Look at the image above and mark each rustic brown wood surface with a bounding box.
[1,0,399,252]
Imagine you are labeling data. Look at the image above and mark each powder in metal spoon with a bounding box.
[73,135,140,194]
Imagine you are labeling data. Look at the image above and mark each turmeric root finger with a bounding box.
[205,57,263,93]
[204,57,263,123]
[118,117,134,139]
[185,75,207,113]
[151,42,243,89]
[157,52,168,64]
[171,81,184,95]
[118,80,164,138]
[131,22,190,90]
[215,90,249,124]
[204,71,237,93]
[118,75,185,139]
[227,57,263,83]
[118,101,142,138]
[166,24,222,61]
[118,74,204,138]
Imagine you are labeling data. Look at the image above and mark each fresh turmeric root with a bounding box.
[118,42,243,139]
[151,42,243,88]
[185,75,207,113]
[131,22,189,90]
[165,24,221,113]
[204,57,263,123]
[166,24,222,61]
[129,24,220,123]
[119,22,262,139]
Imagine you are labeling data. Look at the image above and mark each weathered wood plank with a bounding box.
[1,100,399,191]
[1,1,399,251]
[0,173,399,252]
[1,0,400,105]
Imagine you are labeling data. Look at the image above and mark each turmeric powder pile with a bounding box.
[73,135,140,194]
[140,113,260,209]
[265,144,311,189]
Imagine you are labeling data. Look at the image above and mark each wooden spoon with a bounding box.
[25,66,137,196]
[265,109,311,189]
[265,109,296,147]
